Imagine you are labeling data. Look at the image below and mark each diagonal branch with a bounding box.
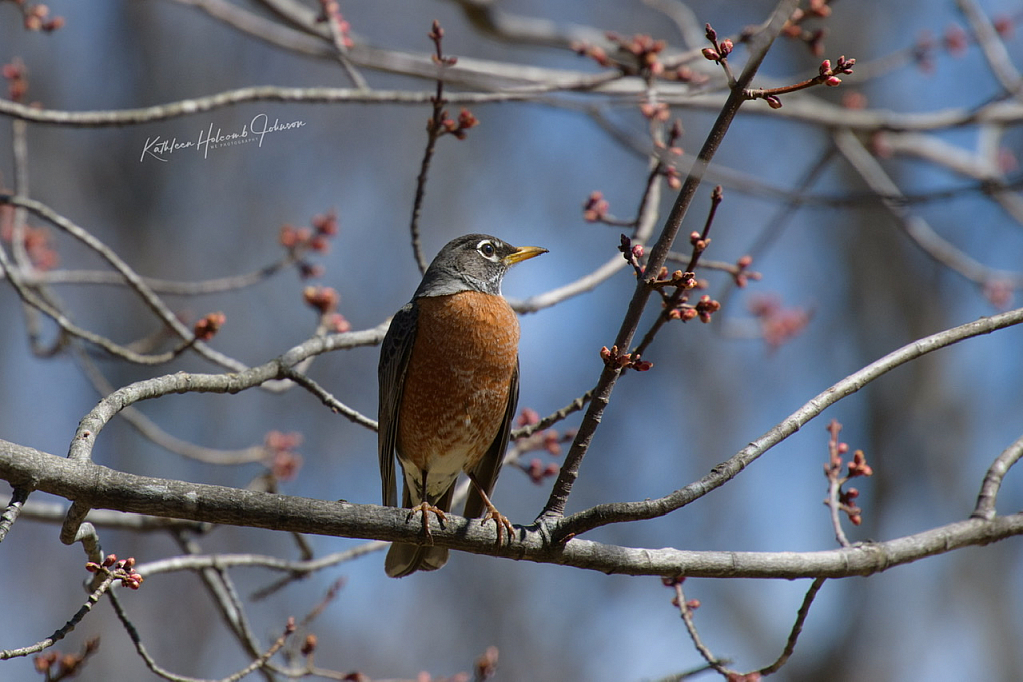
[539,0,801,524]
[553,304,1023,539]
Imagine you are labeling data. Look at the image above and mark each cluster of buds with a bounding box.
[782,0,831,55]
[620,235,721,324]
[573,36,711,86]
[692,295,721,323]
[701,36,733,64]
[571,39,611,67]
[572,32,666,79]
[86,554,144,590]
[914,17,1013,73]
[600,344,653,372]
[193,311,226,341]
[818,55,856,87]
[662,164,682,189]
[34,638,100,679]
[524,458,560,484]
[665,293,719,323]
[748,294,812,349]
[665,65,710,85]
[301,285,350,332]
[654,120,685,187]
[654,268,698,292]
[429,20,457,67]
[279,210,339,279]
[2,59,29,102]
[474,646,500,682]
[265,430,304,480]
[983,279,1014,309]
[640,101,670,122]
[944,23,968,58]
[659,119,684,154]
[14,2,64,32]
[430,107,479,140]
[824,420,873,526]
[583,191,611,223]
[733,255,756,288]
[515,408,571,484]
[701,23,734,65]
[672,594,701,611]
[662,576,701,610]
[0,220,59,270]
[316,0,353,48]
[689,229,710,253]
[302,285,339,314]
[610,32,667,77]
[618,234,646,272]
[757,54,856,109]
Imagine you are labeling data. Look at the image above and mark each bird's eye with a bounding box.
[477,240,496,259]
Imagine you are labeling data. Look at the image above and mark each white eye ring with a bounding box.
[477,240,498,259]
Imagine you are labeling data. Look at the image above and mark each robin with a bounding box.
[378,234,547,577]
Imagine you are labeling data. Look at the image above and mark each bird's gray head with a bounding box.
[414,234,547,298]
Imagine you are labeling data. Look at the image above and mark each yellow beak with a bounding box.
[503,245,548,265]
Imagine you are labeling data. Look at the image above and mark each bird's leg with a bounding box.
[405,470,446,544]
[406,502,447,544]
[467,473,514,546]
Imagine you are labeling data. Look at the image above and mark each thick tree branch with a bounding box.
[5,439,1020,579]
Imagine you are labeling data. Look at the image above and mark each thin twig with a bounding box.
[824,420,853,548]
[540,0,800,523]
[758,577,827,675]
[172,532,271,677]
[833,130,1023,288]
[956,0,1023,96]
[281,367,378,430]
[0,573,117,660]
[510,390,593,440]
[632,186,722,358]
[674,581,731,676]
[552,304,1023,539]
[408,21,461,274]
[13,256,300,295]
[0,194,250,371]
[0,241,183,365]
[109,587,294,682]
[318,0,369,90]
[74,344,270,464]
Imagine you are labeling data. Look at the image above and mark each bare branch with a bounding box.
[833,130,1023,288]
[973,432,1023,520]
[0,487,29,543]
[540,0,801,521]
[554,304,1023,539]
[6,438,1022,578]
[0,572,117,660]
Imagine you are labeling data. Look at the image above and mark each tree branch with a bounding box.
[5,439,1021,578]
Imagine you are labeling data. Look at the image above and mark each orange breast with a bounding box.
[397,291,519,496]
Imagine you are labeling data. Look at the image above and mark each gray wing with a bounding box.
[378,301,418,508]
[463,360,519,519]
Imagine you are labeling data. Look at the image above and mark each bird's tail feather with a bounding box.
[385,544,449,577]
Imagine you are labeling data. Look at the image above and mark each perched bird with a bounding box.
[378,234,547,577]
